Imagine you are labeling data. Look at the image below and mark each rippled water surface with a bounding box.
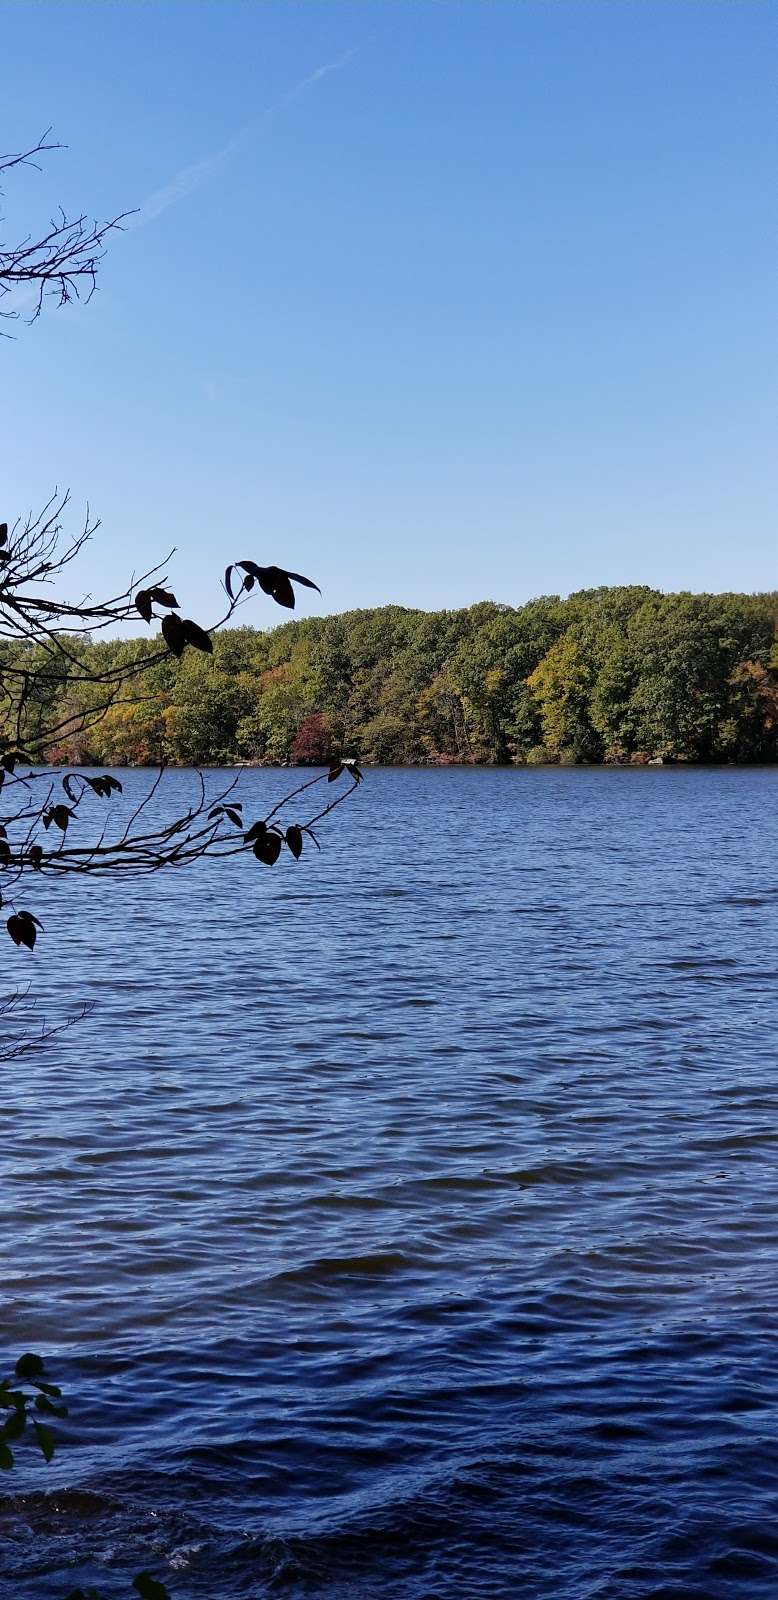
[3,766,778,1599]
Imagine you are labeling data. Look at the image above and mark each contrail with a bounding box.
[275,45,359,107]
[141,137,242,223]
[139,46,358,225]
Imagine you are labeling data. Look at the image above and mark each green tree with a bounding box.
[527,633,601,761]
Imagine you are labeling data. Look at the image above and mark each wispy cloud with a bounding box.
[141,137,242,224]
[138,46,358,226]
[275,46,359,108]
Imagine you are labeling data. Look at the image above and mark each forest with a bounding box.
[9,585,778,768]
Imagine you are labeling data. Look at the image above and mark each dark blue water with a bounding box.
[2,767,778,1599]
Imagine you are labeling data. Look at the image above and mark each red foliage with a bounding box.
[291,713,332,765]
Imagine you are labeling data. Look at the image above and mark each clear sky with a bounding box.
[2,0,775,626]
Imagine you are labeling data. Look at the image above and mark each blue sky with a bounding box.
[2,0,775,626]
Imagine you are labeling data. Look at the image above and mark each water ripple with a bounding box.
[1,766,778,1597]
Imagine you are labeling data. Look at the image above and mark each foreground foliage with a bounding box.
[0,498,360,958]
[2,1356,172,1598]
[17,586,777,769]
[0,1353,66,1471]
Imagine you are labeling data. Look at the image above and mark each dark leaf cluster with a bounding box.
[2,1349,172,1598]
[6,909,42,949]
[224,561,321,609]
[0,1352,67,1470]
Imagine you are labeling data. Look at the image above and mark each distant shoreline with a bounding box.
[43,757,778,772]
[22,590,778,769]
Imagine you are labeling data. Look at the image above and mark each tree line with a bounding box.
[7,585,776,768]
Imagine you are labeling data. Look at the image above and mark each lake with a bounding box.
[2,766,778,1599]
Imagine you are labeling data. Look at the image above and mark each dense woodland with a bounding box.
[9,586,778,768]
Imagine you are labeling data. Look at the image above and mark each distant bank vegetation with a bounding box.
[13,587,778,767]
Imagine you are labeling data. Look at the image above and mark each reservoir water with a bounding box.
[2,766,778,1599]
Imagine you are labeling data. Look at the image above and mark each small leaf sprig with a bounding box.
[1,768,126,950]
[223,561,321,610]
[0,1353,172,1599]
[221,757,363,868]
[133,561,322,662]
[0,1351,68,1469]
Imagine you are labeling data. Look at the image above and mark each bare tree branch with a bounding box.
[0,985,94,1061]
[0,132,134,327]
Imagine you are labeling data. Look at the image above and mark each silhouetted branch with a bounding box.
[0,986,94,1061]
[0,131,133,326]
[0,494,359,956]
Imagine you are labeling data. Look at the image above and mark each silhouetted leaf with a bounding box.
[0,1440,13,1470]
[1,749,31,772]
[343,760,364,784]
[32,1419,56,1462]
[84,774,122,799]
[285,826,303,860]
[243,820,267,844]
[0,522,7,547]
[236,562,321,610]
[149,587,178,609]
[224,565,235,599]
[7,912,42,950]
[253,831,282,865]
[43,804,73,832]
[208,803,244,827]
[28,845,43,869]
[134,588,153,623]
[266,570,295,607]
[34,1394,68,1418]
[328,762,344,783]
[161,613,186,658]
[3,1407,26,1441]
[0,840,10,865]
[285,570,321,593]
[62,774,80,802]
[7,917,34,950]
[243,572,255,591]
[133,1574,171,1600]
[181,618,213,654]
